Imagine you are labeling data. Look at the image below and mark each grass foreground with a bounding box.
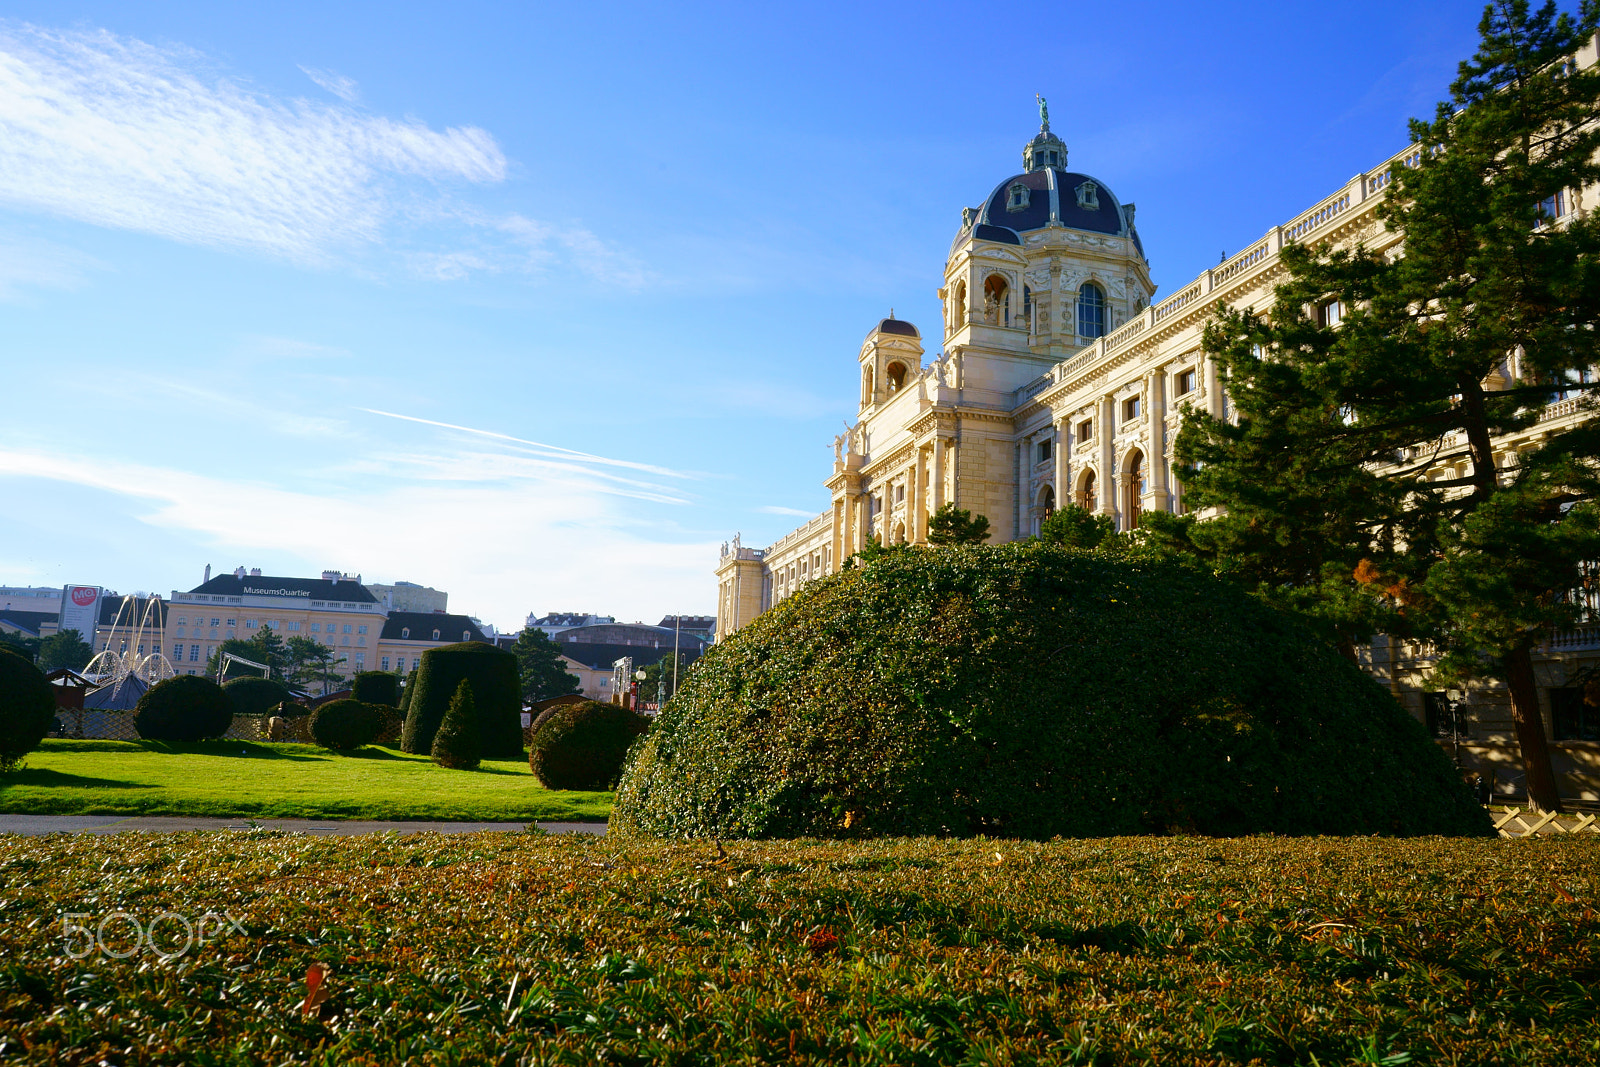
[0,833,1596,1064]
[0,740,610,822]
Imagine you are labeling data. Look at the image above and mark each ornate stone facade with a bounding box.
[716,46,1600,800]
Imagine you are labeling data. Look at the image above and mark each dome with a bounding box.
[867,316,919,340]
[950,107,1145,259]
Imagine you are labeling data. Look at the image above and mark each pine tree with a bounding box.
[431,679,481,771]
[1175,0,1600,811]
[927,504,992,545]
[510,628,581,704]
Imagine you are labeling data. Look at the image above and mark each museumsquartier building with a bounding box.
[717,38,1600,803]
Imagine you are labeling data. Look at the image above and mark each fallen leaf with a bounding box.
[297,962,332,1016]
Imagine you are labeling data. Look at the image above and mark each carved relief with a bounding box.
[1024,268,1052,289]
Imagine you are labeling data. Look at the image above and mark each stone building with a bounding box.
[717,41,1600,802]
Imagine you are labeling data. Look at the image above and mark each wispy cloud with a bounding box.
[300,65,359,103]
[0,445,718,624]
[0,22,639,283]
[0,234,102,300]
[758,505,818,517]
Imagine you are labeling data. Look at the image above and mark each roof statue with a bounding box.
[1037,94,1050,133]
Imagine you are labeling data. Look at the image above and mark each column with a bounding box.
[933,437,946,511]
[910,450,924,543]
[1099,395,1116,520]
[1053,416,1069,514]
[1147,370,1168,510]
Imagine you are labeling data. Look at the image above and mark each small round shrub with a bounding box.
[352,671,400,708]
[135,676,233,742]
[309,699,386,750]
[612,542,1493,840]
[0,647,55,772]
[222,676,293,718]
[530,700,649,791]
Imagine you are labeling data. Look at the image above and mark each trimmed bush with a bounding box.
[432,680,481,770]
[353,671,400,708]
[134,675,234,743]
[401,643,521,759]
[310,699,387,750]
[222,676,293,718]
[399,669,418,715]
[0,646,55,772]
[530,700,649,791]
[613,542,1493,840]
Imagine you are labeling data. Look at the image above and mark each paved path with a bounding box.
[0,815,606,836]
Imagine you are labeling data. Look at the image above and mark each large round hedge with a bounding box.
[529,700,649,790]
[135,675,233,742]
[401,642,522,759]
[0,647,55,772]
[613,543,1492,839]
[222,676,293,718]
[352,671,400,708]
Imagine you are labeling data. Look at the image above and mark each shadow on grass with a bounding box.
[0,768,155,791]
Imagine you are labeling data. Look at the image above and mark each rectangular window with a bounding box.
[311,623,321,633]
[343,624,353,634]
[1551,687,1599,741]
[189,645,200,662]
[357,624,368,635]
[245,619,257,629]
[288,621,301,631]
[1176,369,1196,395]
[381,657,390,672]
[176,616,187,626]
[396,658,407,672]
[226,619,236,626]
[210,618,220,627]
[1123,396,1141,422]
[1038,439,1052,463]
[1319,300,1343,327]
[1537,190,1567,226]
[1077,419,1093,443]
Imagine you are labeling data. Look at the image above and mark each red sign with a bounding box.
[70,586,98,607]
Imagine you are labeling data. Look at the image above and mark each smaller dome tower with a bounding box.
[1023,95,1067,172]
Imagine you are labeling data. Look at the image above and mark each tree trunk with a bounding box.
[1503,644,1564,813]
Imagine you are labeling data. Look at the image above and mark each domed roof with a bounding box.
[867,316,919,340]
[950,110,1145,258]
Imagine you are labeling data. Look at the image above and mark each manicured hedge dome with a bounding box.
[613,543,1492,839]
[401,642,522,760]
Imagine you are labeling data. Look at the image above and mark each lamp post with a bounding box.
[631,668,646,711]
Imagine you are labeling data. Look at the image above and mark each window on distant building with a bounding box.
[1078,418,1093,443]
[342,624,352,634]
[226,619,235,626]
[356,624,367,635]
[176,616,187,626]
[189,646,200,662]
[432,629,441,641]
[1123,395,1141,423]
[401,627,410,639]
[381,657,390,671]
[288,621,301,631]
[1551,687,1599,740]
[1176,369,1196,395]
[311,623,320,633]
[396,657,407,671]
[1006,182,1030,211]
[210,618,220,627]
[1038,439,1052,463]
[1078,283,1106,339]
[354,654,364,669]
[462,630,471,641]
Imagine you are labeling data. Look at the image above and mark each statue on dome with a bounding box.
[1037,94,1050,132]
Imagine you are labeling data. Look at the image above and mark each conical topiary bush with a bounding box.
[432,679,481,770]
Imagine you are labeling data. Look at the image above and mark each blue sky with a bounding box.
[0,0,1490,629]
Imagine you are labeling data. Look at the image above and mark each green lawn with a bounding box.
[0,833,1594,1064]
[0,739,611,821]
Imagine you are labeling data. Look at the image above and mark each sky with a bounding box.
[0,0,1493,630]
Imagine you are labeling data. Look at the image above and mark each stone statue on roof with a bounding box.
[1037,94,1050,132]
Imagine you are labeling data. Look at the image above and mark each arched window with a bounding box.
[1023,285,1033,333]
[952,280,967,328]
[1078,471,1096,511]
[886,361,907,394]
[1124,451,1145,529]
[984,274,1010,326]
[1006,183,1030,211]
[1078,283,1106,339]
[432,629,441,641]
[1038,485,1056,531]
[401,627,410,638]
[861,367,873,406]
[462,630,471,641]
